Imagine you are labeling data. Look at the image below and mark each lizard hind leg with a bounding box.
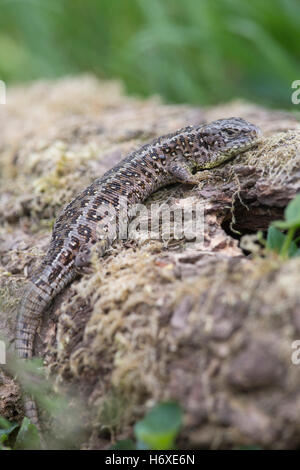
[74,245,93,275]
[74,239,110,275]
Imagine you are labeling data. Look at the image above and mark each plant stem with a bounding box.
[280,227,296,259]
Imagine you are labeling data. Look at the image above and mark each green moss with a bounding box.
[0,286,19,311]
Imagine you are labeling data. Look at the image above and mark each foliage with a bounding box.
[266,194,300,259]
[13,417,41,450]
[0,416,40,450]
[1,354,87,450]
[0,0,299,108]
[111,402,183,450]
[0,401,182,450]
[0,416,18,450]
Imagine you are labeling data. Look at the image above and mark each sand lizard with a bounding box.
[15,117,261,427]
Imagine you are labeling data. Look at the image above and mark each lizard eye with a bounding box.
[225,129,235,136]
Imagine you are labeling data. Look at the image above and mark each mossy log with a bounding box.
[1,77,300,449]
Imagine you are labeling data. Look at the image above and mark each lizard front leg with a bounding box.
[167,155,199,184]
[167,155,215,185]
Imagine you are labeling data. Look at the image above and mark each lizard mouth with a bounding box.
[196,133,262,170]
[237,137,262,152]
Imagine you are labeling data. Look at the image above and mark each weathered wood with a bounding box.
[1,77,300,449]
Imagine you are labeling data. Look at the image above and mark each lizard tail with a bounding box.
[15,280,48,360]
[15,279,50,433]
[24,393,47,448]
[24,393,41,429]
[15,268,75,434]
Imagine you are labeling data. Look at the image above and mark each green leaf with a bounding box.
[266,226,285,252]
[0,417,18,445]
[272,220,294,229]
[285,194,300,225]
[134,402,182,450]
[14,417,41,450]
[0,416,15,430]
[266,226,299,258]
[288,241,299,257]
[274,195,300,229]
[291,248,300,258]
[110,439,136,450]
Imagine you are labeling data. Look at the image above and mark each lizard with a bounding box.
[15,117,261,429]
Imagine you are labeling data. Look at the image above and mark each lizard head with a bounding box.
[192,117,262,169]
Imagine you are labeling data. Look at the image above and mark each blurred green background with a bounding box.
[0,0,299,108]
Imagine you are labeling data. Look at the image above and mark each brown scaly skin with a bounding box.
[15,117,261,429]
